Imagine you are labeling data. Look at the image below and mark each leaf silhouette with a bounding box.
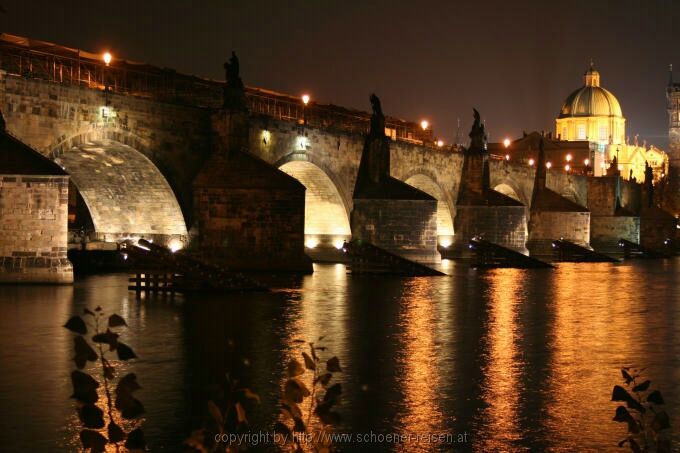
[64,316,87,335]
[632,380,650,392]
[323,383,342,405]
[115,373,144,419]
[70,370,99,404]
[621,368,634,384]
[80,429,107,452]
[284,378,310,403]
[74,335,98,369]
[108,421,126,443]
[118,397,145,419]
[326,356,342,372]
[314,372,332,386]
[652,411,671,432]
[611,385,632,402]
[116,342,137,360]
[108,314,127,328]
[302,352,316,370]
[286,359,305,377]
[79,404,105,429]
[92,329,119,351]
[647,390,664,405]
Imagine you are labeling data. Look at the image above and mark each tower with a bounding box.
[665,64,680,215]
[667,64,680,164]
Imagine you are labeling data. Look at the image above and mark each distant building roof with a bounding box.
[558,64,623,118]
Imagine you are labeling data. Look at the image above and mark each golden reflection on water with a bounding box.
[545,263,648,449]
[278,263,350,433]
[394,277,446,452]
[476,268,525,451]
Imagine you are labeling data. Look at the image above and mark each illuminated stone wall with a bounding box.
[0,72,211,224]
[451,206,528,257]
[0,175,73,283]
[527,211,591,256]
[350,199,439,264]
[53,139,187,246]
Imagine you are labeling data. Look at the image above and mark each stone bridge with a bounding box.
[0,69,594,249]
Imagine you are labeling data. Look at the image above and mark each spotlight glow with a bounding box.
[305,238,319,249]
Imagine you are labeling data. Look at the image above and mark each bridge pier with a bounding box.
[0,124,73,284]
[350,95,440,265]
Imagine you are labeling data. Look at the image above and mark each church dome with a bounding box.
[558,64,623,118]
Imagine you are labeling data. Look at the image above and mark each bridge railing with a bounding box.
[0,33,436,146]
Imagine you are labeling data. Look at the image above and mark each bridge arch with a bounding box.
[403,173,455,245]
[277,159,351,249]
[52,133,187,248]
[493,183,523,203]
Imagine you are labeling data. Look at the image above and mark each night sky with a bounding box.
[3,0,679,146]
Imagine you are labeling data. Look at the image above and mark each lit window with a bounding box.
[598,125,608,142]
[577,124,586,140]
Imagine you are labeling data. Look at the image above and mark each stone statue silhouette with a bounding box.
[223,51,246,110]
[224,52,242,88]
[369,93,385,137]
[468,108,487,152]
[644,161,655,207]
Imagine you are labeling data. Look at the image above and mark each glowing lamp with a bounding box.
[169,239,183,253]
[439,238,452,248]
[305,238,318,249]
[546,161,552,169]
[420,120,429,130]
[302,94,310,105]
[505,154,510,161]
[584,158,590,166]
[528,158,535,166]
[436,139,444,147]
[566,153,572,162]
[565,164,571,172]
[333,239,344,250]
[503,138,511,148]
[103,52,112,66]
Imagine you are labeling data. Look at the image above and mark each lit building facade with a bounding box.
[555,63,667,181]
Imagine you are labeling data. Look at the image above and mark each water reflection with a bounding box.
[0,261,679,452]
[476,269,525,451]
[394,278,445,452]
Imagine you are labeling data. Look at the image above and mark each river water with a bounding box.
[0,260,679,452]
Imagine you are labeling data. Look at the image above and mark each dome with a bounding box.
[558,65,623,118]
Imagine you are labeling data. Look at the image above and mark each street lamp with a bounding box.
[436,139,444,147]
[503,138,511,148]
[420,120,429,131]
[566,153,572,162]
[528,158,535,166]
[301,94,310,125]
[103,52,112,66]
[546,161,552,169]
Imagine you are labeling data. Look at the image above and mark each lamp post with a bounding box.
[102,52,112,92]
[301,94,310,125]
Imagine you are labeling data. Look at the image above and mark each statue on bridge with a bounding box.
[369,93,385,138]
[468,108,487,153]
[223,51,247,110]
